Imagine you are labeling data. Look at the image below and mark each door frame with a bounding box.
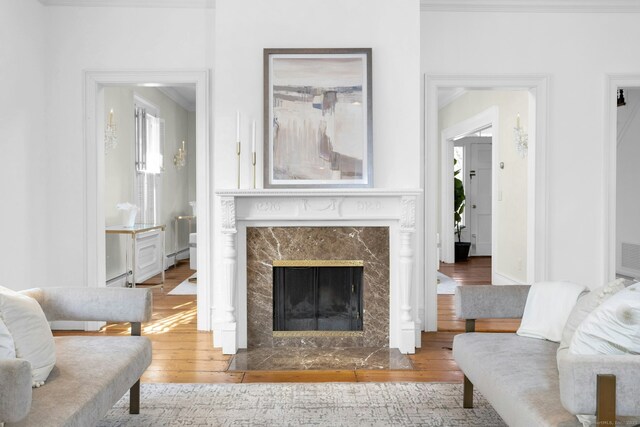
[424,74,549,331]
[84,69,213,331]
[604,75,640,283]
[441,106,498,270]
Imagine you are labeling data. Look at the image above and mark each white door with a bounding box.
[469,142,492,256]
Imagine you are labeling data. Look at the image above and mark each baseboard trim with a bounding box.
[166,248,190,268]
[493,271,526,285]
[106,273,127,288]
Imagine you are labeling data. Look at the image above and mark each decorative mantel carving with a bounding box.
[213,188,422,355]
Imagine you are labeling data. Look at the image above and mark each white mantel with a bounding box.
[213,188,422,355]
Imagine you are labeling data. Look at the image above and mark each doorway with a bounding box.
[424,76,549,331]
[614,87,640,282]
[104,86,198,297]
[84,70,212,332]
[454,130,493,258]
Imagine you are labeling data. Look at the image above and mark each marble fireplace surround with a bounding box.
[213,189,422,355]
[247,226,389,348]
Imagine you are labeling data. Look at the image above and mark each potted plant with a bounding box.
[454,159,471,262]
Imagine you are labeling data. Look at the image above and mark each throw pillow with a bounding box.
[0,317,16,359]
[558,278,627,354]
[0,286,56,387]
[517,281,587,342]
[570,282,640,355]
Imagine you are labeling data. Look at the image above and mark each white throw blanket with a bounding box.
[517,281,587,342]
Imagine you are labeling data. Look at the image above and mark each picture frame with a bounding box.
[263,48,373,188]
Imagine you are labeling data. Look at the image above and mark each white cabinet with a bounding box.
[134,229,164,283]
[106,224,165,288]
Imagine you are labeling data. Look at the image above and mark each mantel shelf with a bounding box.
[215,188,423,197]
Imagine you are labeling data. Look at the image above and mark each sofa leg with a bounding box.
[463,375,474,408]
[596,374,615,426]
[130,379,140,414]
[465,319,476,333]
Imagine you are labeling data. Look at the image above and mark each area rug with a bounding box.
[167,273,197,295]
[98,383,505,426]
[437,272,460,295]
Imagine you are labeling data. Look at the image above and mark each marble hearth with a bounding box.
[213,189,422,355]
[228,347,413,371]
[247,226,389,348]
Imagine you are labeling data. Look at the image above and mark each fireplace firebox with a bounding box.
[272,260,363,332]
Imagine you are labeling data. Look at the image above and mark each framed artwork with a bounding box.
[263,48,373,188]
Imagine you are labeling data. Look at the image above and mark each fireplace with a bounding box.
[272,260,363,333]
[214,189,421,355]
[246,226,389,348]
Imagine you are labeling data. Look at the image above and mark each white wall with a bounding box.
[42,6,213,287]
[213,0,422,327]
[616,88,640,278]
[439,90,529,283]
[104,87,195,281]
[187,111,197,203]
[214,0,421,190]
[0,0,48,291]
[422,11,640,289]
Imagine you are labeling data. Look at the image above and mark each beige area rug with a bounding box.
[98,382,505,426]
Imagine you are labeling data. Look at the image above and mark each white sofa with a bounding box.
[453,285,640,427]
[0,287,152,427]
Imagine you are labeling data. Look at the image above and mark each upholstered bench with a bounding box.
[0,287,152,427]
[453,285,640,427]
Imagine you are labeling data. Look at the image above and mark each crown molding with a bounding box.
[420,0,640,13]
[158,87,196,112]
[438,88,467,109]
[38,0,214,8]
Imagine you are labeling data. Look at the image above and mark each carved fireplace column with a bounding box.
[399,196,417,354]
[216,196,238,354]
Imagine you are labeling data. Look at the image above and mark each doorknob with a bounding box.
[472,204,477,209]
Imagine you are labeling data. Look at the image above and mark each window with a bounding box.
[134,96,164,225]
[135,107,164,174]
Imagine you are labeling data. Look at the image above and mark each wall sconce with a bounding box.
[104,109,118,154]
[514,113,528,158]
[618,89,627,107]
[173,140,186,169]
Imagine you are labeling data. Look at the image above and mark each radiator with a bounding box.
[620,242,640,278]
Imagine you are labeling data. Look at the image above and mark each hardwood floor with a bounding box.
[439,256,492,285]
[53,257,518,384]
[437,257,520,332]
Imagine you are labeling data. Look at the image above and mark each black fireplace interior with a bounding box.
[273,266,363,332]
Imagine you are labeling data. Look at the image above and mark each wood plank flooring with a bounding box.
[438,257,521,332]
[53,257,518,383]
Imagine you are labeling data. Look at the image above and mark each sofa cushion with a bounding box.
[453,333,580,427]
[0,286,56,387]
[556,278,627,370]
[0,317,16,359]
[570,282,640,356]
[517,281,586,342]
[8,336,151,427]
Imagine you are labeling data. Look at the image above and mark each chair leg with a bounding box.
[596,374,616,426]
[130,379,140,414]
[463,375,474,408]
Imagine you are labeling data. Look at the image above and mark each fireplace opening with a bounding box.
[272,260,363,332]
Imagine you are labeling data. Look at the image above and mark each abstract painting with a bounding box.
[264,48,372,188]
